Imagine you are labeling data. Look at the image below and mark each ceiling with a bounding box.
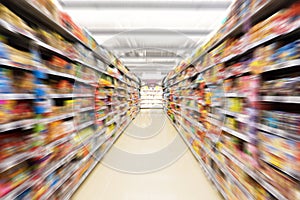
[60,0,232,84]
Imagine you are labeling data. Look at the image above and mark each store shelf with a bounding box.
[0,58,35,71]
[44,149,79,177]
[1,174,37,200]
[95,128,106,137]
[1,148,79,200]
[0,57,95,87]
[181,114,206,132]
[64,117,132,200]
[0,19,109,76]
[106,118,117,126]
[97,115,108,121]
[221,126,251,143]
[205,165,229,200]
[220,26,300,64]
[44,135,73,151]
[182,105,199,112]
[162,1,299,199]
[107,111,118,117]
[40,162,82,200]
[119,110,127,116]
[0,19,36,40]
[77,121,94,130]
[63,161,98,200]
[262,59,300,73]
[4,0,78,43]
[208,113,220,120]
[221,149,288,200]
[210,102,222,107]
[116,87,127,91]
[221,109,248,123]
[195,36,300,81]
[261,96,300,104]
[197,99,206,106]
[47,94,93,98]
[178,96,200,100]
[224,93,246,98]
[198,63,217,74]
[15,125,105,199]
[43,68,83,83]
[204,146,255,199]
[97,106,108,111]
[206,117,221,127]
[0,1,141,199]
[97,95,107,99]
[256,123,299,140]
[101,71,125,83]
[40,113,76,124]
[79,107,94,113]
[118,103,128,107]
[64,117,133,199]
[35,39,74,60]
[0,93,35,100]
[178,120,201,142]
[0,119,37,132]
[206,148,254,200]
[168,119,218,189]
[165,111,229,200]
[260,157,300,181]
[167,73,198,88]
[191,0,294,65]
[2,0,113,65]
[0,152,34,173]
[224,69,251,80]
[74,59,104,74]
[206,133,221,143]
[116,94,127,98]
[106,102,118,106]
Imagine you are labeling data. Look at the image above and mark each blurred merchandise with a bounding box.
[0,0,140,199]
[163,0,300,199]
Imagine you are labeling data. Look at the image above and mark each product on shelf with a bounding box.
[0,0,140,199]
[163,1,299,199]
[260,76,300,96]
[0,161,31,198]
[0,4,34,34]
[0,100,34,124]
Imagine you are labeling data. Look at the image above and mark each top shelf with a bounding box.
[1,0,141,86]
[166,0,294,81]
[191,0,294,65]
[2,0,111,65]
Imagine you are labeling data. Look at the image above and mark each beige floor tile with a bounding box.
[72,109,222,200]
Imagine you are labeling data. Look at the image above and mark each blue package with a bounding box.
[0,41,9,59]
[0,68,12,93]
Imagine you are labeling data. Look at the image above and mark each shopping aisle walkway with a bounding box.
[73,109,222,200]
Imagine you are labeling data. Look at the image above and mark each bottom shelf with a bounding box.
[164,110,228,200]
[63,160,98,199]
[64,118,133,199]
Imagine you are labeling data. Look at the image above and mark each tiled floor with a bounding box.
[72,109,222,200]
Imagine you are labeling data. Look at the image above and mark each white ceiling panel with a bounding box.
[61,0,232,83]
[61,9,227,30]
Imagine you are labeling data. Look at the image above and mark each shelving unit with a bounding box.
[163,0,299,199]
[0,1,140,199]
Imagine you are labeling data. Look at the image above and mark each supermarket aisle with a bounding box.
[72,109,222,200]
